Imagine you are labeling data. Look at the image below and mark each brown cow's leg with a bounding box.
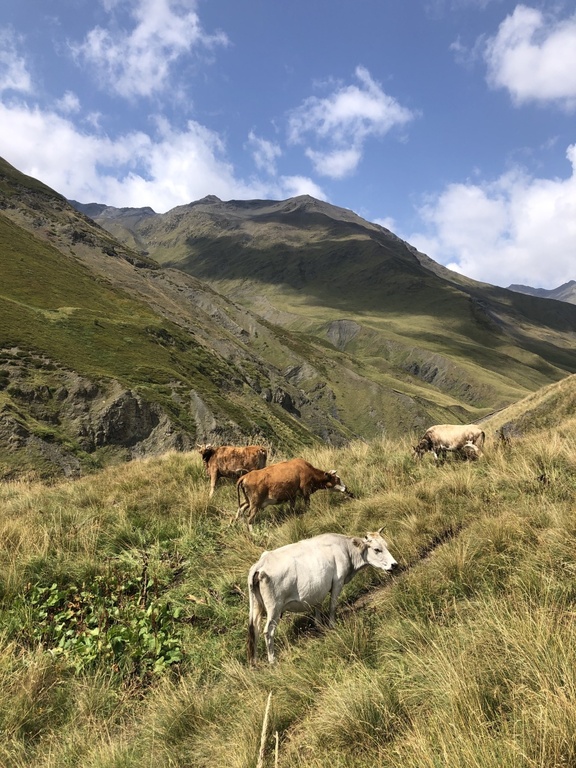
[209,470,219,497]
[246,503,260,531]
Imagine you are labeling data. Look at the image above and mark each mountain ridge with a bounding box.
[2,154,576,478]
[508,280,576,305]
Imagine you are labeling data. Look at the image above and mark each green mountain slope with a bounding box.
[484,372,576,438]
[79,193,576,416]
[1,160,371,477]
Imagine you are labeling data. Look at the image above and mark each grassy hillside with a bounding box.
[484,372,576,438]
[84,194,576,420]
[1,405,576,765]
[2,160,378,478]
[1,210,339,474]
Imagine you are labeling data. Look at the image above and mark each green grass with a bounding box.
[1,421,576,766]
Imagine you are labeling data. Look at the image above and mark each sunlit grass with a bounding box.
[1,427,576,765]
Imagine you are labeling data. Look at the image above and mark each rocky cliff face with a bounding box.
[0,349,193,479]
[0,347,348,480]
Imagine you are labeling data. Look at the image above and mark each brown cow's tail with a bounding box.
[478,430,486,449]
[236,476,248,520]
[248,568,264,665]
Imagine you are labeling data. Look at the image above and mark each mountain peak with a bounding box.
[197,195,222,204]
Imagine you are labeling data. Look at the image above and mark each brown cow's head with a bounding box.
[324,470,347,494]
[196,443,216,465]
[412,439,429,459]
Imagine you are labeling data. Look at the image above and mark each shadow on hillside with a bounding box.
[169,233,576,377]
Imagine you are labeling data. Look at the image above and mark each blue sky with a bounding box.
[0,0,575,289]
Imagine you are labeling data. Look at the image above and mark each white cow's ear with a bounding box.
[352,537,366,550]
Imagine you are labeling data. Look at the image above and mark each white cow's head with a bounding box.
[359,529,398,571]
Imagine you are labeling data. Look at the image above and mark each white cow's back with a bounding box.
[255,534,352,612]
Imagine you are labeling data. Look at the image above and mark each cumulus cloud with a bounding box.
[407,145,576,289]
[288,66,416,178]
[304,146,362,180]
[485,5,576,110]
[0,28,32,94]
[0,99,322,209]
[72,0,228,99]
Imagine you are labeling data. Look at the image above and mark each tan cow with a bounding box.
[236,458,348,529]
[198,444,267,497]
[413,424,485,461]
[248,531,398,664]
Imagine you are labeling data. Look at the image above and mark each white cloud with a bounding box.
[72,0,228,99]
[0,99,322,209]
[278,175,326,200]
[288,66,416,178]
[247,131,282,176]
[304,146,362,179]
[373,215,397,232]
[0,28,32,94]
[485,5,576,110]
[408,145,576,289]
[55,91,81,114]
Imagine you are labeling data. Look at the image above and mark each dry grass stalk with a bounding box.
[257,691,272,768]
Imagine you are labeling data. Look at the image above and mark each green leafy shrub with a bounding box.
[10,558,183,681]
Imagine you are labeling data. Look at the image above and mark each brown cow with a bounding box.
[235,458,348,529]
[413,424,485,461]
[198,444,267,497]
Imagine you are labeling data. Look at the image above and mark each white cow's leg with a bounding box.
[248,596,262,663]
[328,582,343,627]
[264,611,281,664]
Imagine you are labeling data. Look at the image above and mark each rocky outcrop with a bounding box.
[326,319,361,350]
[0,350,192,479]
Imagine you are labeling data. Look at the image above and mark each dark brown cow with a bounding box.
[235,458,348,529]
[413,424,485,461]
[198,444,267,497]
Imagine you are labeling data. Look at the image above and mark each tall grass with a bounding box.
[1,430,576,766]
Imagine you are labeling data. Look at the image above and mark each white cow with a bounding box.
[413,423,485,461]
[247,531,398,664]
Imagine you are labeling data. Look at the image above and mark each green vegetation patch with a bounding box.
[12,563,183,679]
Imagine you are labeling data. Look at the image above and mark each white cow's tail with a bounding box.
[248,567,264,665]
